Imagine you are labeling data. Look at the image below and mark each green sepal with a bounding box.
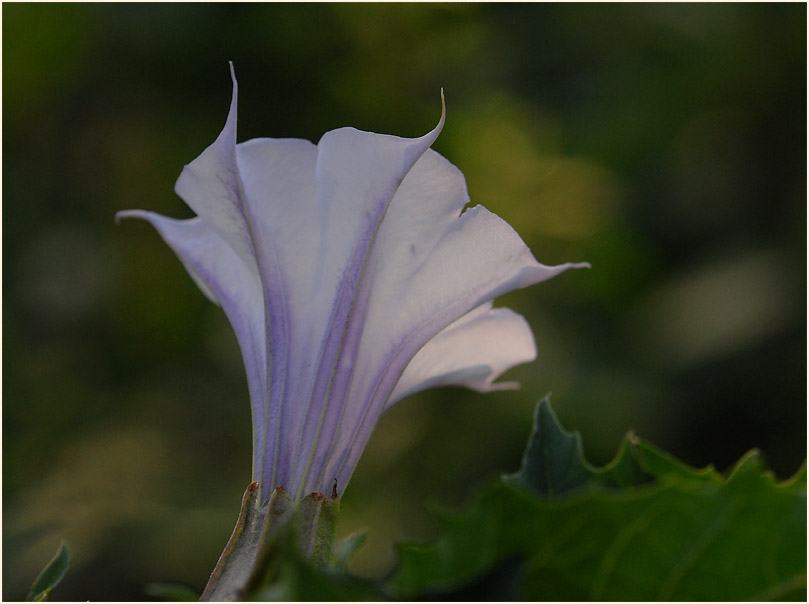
[243,486,294,597]
[204,482,344,600]
[25,541,70,602]
[312,494,340,567]
[242,487,365,600]
[200,482,266,601]
[295,493,325,560]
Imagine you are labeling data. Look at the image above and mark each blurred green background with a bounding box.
[3,3,806,600]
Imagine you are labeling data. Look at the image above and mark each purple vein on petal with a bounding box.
[177,63,291,501]
[326,251,588,490]
[215,65,281,496]
[290,101,447,498]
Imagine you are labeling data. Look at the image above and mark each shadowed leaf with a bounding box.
[25,542,70,602]
[392,397,806,600]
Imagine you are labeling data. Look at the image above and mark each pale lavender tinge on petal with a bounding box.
[148,66,290,494]
[115,211,269,475]
[309,171,588,492]
[299,149,472,492]
[235,137,327,495]
[287,108,448,498]
[387,302,537,406]
[173,64,258,276]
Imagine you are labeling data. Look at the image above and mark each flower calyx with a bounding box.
[201,482,341,601]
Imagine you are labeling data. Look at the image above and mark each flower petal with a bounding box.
[234,137,320,493]
[387,302,537,405]
[173,64,258,276]
[235,104,448,498]
[302,148,588,493]
[115,211,268,472]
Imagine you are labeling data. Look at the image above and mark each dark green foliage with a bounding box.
[25,542,70,602]
[391,398,806,601]
[505,395,658,495]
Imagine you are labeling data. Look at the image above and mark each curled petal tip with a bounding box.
[114,209,141,225]
[417,87,446,147]
[438,88,446,129]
